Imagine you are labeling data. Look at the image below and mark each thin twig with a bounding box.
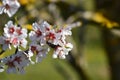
[0,50,5,55]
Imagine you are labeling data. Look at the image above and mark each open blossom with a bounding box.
[29,42,50,62]
[0,0,20,17]
[35,46,49,62]
[1,50,32,73]
[53,43,73,59]
[4,20,16,38]
[0,21,28,50]
[0,36,11,50]
[29,21,51,46]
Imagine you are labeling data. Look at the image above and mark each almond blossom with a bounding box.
[0,21,28,50]
[29,21,73,60]
[29,21,51,46]
[0,0,75,74]
[1,50,32,73]
[28,41,50,63]
[0,0,20,17]
[53,43,73,59]
[0,20,74,73]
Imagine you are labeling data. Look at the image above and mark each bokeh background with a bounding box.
[1,0,120,80]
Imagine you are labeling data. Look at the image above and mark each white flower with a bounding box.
[29,42,38,54]
[14,51,31,73]
[56,28,72,45]
[0,36,11,50]
[53,46,66,59]
[2,50,32,74]
[29,42,49,63]
[4,21,16,38]
[2,21,28,49]
[2,55,17,73]
[53,43,73,59]
[35,45,50,62]
[20,39,27,48]
[39,21,51,32]
[0,0,20,17]
[29,22,50,46]
[32,21,51,35]
[15,27,28,38]
[29,31,46,46]
[46,30,61,45]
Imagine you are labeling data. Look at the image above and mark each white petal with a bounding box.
[36,56,42,63]
[59,55,66,59]
[28,50,34,57]
[0,6,4,14]
[7,67,17,73]
[2,44,9,50]
[0,65,4,72]
[66,43,73,49]
[0,68,4,72]
[52,53,58,59]
[21,39,27,48]
[32,22,39,30]
[29,31,37,41]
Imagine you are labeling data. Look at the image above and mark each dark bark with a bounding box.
[95,0,120,79]
[102,28,120,80]
[95,0,120,23]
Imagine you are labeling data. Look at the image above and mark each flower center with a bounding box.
[31,46,36,52]
[5,4,10,10]
[16,29,22,35]
[46,28,50,31]
[5,39,10,44]
[9,27,15,33]
[57,29,62,33]
[12,38,18,45]
[46,33,55,40]
[35,30,42,37]
[6,61,15,67]
[14,56,21,64]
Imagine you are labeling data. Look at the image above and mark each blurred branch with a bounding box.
[67,53,89,80]
[102,28,120,80]
[53,63,72,80]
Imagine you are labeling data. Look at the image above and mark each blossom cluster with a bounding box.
[0,50,32,73]
[29,21,73,61]
[0,20,73,73]
[0,0,73,74]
